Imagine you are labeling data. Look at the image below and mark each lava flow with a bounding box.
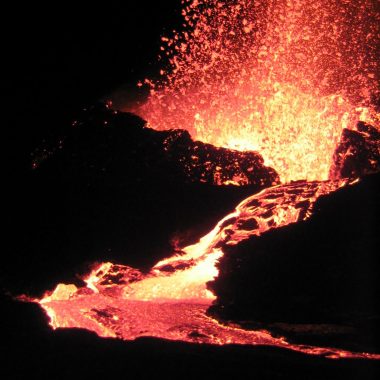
[27,0,380,360]
[36,178,379,359]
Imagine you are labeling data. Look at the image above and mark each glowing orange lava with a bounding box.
[35,179,380,359]
[135,0,379,182]
[26,0,380,361]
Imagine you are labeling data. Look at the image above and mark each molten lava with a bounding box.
[135,0,379,182]
[26,0,380,360]
[35,178,380,359]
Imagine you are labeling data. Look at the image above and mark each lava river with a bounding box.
[33,178,379,360]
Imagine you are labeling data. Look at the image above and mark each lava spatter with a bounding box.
[135,0,379,183]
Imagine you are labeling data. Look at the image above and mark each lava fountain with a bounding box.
[26,0,380,360]
[136,0,379,182]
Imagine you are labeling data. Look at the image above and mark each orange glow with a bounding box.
[24,0,380,360]
[134,0,379,183]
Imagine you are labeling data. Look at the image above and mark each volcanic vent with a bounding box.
[21,0,380,360]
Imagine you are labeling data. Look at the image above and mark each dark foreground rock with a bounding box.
[208,173,380,353]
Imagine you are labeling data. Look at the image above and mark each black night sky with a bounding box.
[2,1,379,379]
[4,1,181,158]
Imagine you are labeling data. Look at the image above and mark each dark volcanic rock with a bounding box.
[330,121,380,180]
[208,173,380,353]
[31,102,279,187]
